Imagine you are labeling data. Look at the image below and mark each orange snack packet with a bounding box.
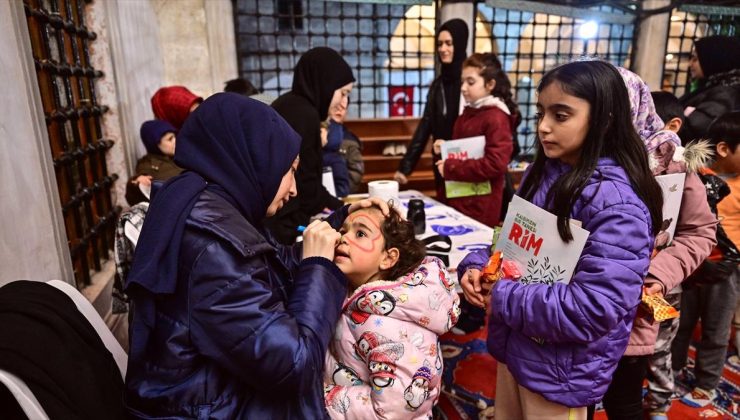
[481,251,503,283]
[640,288,679,322]
[501,260,522,280]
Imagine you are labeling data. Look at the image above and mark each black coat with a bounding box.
[268,93,344,244]
[0,281,125,419]
[397,77,457,181]
[398,19,468,179]
[679,69,740,143]
[266,48,354,245]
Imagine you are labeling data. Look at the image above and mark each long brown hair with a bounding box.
[519,60,664,241]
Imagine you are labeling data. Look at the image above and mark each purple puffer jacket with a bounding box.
[458,157,654,408]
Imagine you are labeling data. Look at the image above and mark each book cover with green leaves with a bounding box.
[494,196,589,285]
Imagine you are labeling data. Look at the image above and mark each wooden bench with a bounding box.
[343,117,437,197]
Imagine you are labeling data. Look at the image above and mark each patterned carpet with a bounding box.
[436,328,740,419]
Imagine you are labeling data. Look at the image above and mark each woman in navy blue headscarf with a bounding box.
[124,93,387,418]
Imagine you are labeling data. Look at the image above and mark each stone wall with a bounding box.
[153,0,237,98]
[0,0,239,285]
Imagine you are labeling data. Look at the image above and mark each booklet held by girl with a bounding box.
[440,135,491,198]
[493,195,589,285]
[653,172,685,251]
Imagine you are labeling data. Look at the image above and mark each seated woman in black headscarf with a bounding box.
[266,47,356,245]
[123,93,388,418]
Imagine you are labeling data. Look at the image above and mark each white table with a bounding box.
[397,190,494,279]
[337,190,493,282]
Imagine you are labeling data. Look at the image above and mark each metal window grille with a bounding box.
[234,0,438,118]
[663,4,739,98]
[474,1,634,157]
[24,0,118,287]
[277,0,305,31]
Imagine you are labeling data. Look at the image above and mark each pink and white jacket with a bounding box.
[323,256,460,419]
[618,67,718,356]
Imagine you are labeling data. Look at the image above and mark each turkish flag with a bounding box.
[389,86,414,117]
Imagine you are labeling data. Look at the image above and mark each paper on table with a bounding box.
[322,166,336,197]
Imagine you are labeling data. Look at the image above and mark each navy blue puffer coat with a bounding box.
[125,190,348,419]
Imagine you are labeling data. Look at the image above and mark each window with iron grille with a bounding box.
[663,4,739,98]
[234,0,438,118]
[474,1,634,157]
[277,0,305,31]
[235,0,636,155]
[24,0,118,287]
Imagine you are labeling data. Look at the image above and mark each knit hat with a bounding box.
[140,120,176,155]
[695,35,740,78]
[354,331,387,360]
[412,365,433,382]
[369,351,398,373]
[150,86,203,130]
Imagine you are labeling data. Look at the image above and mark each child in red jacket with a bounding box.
[434,53,519,227]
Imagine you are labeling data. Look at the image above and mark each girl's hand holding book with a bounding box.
[435,159,445,177]
[433,139,445,155]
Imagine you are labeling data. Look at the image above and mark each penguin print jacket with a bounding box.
[323,256,460,419]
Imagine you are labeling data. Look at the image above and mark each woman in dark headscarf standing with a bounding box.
[124,94,387,418]
[679,35,740,143]
[394,19,469,189]
[266,47,356,245]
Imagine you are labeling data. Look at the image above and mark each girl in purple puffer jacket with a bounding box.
[457,60,665,419]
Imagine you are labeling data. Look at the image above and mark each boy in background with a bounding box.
[125,120,182,206]
[672,111,740,409]
[323,103,364,197]
[651,91,685,137]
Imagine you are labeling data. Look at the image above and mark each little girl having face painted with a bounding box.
[324,204,460,418]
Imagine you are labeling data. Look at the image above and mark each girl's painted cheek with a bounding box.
[347,251,373,269]
[344,214,382,253]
